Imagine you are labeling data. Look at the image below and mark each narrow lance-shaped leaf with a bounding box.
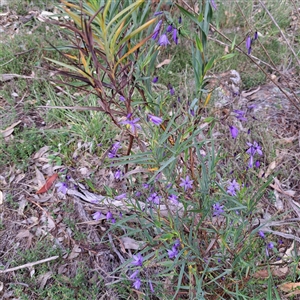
[45,57,95,86]
[115,32,154,71]
[176,4,205,32]
[103,0,112,21]
[119,17,157,45]
[204,92,212,107]
[109,19,126,54]
[106,1,144,32]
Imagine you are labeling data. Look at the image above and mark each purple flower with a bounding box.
[227,179,240,196]
[246,141,263,157]
[178,16,182,24]
[167,24,173,32]
[152,76,158,83]
[173,28,178,44]
[255,160,260,168]
[133,278,141,289]
[233,109,247,121]
[106,211,113,221]
[180,176,193,191]
[168,83,175,95]
[132,253,143,267]
[92,211,102,221]
[210,0,217,10]
[174,239,181,249]
[119,95,125,101]
[248,155,254,168]
[248,104,257,110]
[248,46,252,55]
[135,191,141,197]
[167,245,179,259]
[114,169,122,180]
[129,270,139,279]
[169,194,179,205]
[258,231,265,239]
[212,202,224,216]
[229,125,239,139]
[149,280,154,293]
[158,34,171,46]
[152,20,162,40]
[148,114,163,125]
[267,242,274,249]
[143,183,150,189]
[108,142,121,158]
[120,117,141,134]
[154,11,163,16]
[254,31,258,40]
[119,212,123,218]
[115,193,126,200]
[111,218,116,224]
[56,182,68,194]
[147,192,160,204]
[246,36,251,50]
[190,109,195,116]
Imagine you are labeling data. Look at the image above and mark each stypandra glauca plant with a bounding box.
[47,1,278,298]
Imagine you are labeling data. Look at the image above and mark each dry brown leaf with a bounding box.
[68,244,81,260]
[265,160,276,178]
[278,282,300,292]
[0,74,34,82]
[18,198,28,216]
[286,289,300,297]
[47,216,56,230]
[272,266,289,278]
[15,173,25,183]
[29,266,35,278]
[37,271,53,289]
[156,59,171,68]
[16,230,33,248]
[120,237,145,250]
[252,269,269,279]
[33,146,50,159]
[274,190,283,211]
[0,120,21,138]
[36,173,58,194]
[35,167,46,188]
[37,11,59,22]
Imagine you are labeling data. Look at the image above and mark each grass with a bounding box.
[0,0,299,299]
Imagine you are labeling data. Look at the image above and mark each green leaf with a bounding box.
[148,156,177,183]
[231,34,237,51]
[195,35,203,52]
[203,117,215,123]
[106,1,143,31]
[175,4,205,32]
[119,17,157,45]
[220,53,236,60]
[203,56,215,74]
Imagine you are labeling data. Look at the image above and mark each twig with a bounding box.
[210,24,300,112]
[208,37,276,71]
[108,233,125,264]
[0,256,59,274]
[258,0,300,66]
